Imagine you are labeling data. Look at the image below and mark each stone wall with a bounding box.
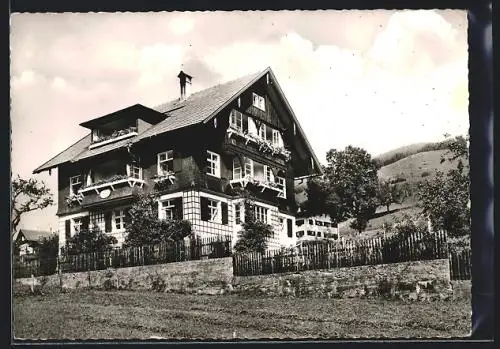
[14,258,453,300]
[15,257,233,295]
[231,259,452,300]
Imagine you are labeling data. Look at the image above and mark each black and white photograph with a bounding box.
[11,10,474,340]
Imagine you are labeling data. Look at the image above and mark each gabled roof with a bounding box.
[33,67,322,176]
[15,229,55,243]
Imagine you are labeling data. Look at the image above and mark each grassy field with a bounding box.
[13,289,471,340]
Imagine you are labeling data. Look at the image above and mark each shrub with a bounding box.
[63,226,117,255]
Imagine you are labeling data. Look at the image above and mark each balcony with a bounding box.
[79,175,145,195]
[226,127,291,162]
[229,175,285,198]
[89,126,138,149]
[66,192,84,206]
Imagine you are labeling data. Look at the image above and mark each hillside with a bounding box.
[373,141,452,168]
[377,149,461,185]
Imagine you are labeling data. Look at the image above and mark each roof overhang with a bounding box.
[79,104,166,129]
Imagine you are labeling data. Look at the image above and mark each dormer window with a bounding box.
[252,93,266,111]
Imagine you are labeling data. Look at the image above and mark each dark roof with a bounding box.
[79,104,166,129]
[33,67,323,176]
[16,229,55,242]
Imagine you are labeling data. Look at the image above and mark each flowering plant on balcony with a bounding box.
[91,126,138,144]
[66,192,83,206]
[153,171,176,191]
[81,174,129,190]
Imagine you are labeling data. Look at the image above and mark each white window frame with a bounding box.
[207,150,221,178]
[161,199,176,220]
[254,205,268,224]
[113,209,126,231]
[230,109,243,131]
[264,166,274,183]
[252,92,266,111]
[157,150,174,176]
[72,218,83,235]
[233,158,242,180]
[276,176,286,198]
[258,124,267,140]
[244,158,254,178]
[272,129,281,147]
[70,175,82,194]
[208,199,221,223]
[127,164,143,179]
[234,203,242,225]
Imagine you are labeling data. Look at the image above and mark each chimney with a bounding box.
[178,70,193,101]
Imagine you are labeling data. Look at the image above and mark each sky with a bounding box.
[10,10,469,232]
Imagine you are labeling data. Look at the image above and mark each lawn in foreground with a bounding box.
[13,290,471,340]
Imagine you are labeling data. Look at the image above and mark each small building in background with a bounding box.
[295,213,339,243]
[12,229,56,261]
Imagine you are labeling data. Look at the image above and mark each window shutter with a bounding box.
[173,151,182,172]
[65,220,71,239]
[221,202,228,225]
[82,216,90,231]
[287,219,293,238]
[174,197,183,220]
[104,211,112,232]
[200,197,209,221]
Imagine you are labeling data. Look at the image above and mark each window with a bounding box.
[244,158,254,178]
[160,198,183,220]
[229,110,243,131]
[308,219,314,225]
[272,129,281,147]
[114,209,125,230]
[200,197,228,225]
[72,218,82,234]
[252,93,265,111]
[208,199,219,222]
[287,219,293,238]
[258,124,267,140]
[206,151,220,177]
[127,164,142,179]
[90,212,105,232]
[161,200,176,220]
[158,150,174,176]
[235,203,242,225]
[307,231,315,236]
[254,205,268,224]
[317,232,322,237]
[233,158,242,180]
[296,231,304,238]
[276,176,286,198]
[70,175,82,194]
[296,219,304,226]
[264,166,274,183]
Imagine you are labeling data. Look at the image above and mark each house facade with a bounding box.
[295,214,339,242]
[33,68,322,252]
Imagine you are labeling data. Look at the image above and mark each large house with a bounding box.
[33,67,322,252]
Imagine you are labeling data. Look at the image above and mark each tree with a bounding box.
[124,193,192,247]
[234,200,273,253]
[63,226,117,255]
[37,234,59,275]
[417,134,470,238]
[377,180,404,212]
[323,146,379,233]
[11,175,54,233]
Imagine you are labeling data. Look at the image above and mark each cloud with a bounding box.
[9,10,468,231]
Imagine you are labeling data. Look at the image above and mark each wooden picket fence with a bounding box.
[449,248,472,280]
[233,230,449,276]
[60,236,232,273]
